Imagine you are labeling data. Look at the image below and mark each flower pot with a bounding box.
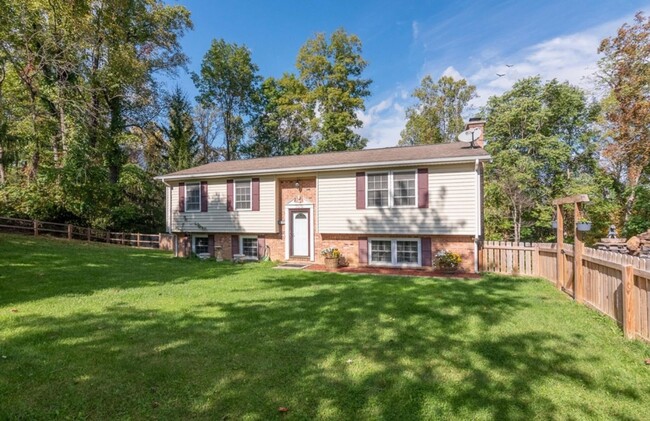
[577,222,592,232]
[551,220,558,229]
[439,266,458,274]
[324,257,339,270]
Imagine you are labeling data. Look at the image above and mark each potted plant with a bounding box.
[321,247,341,270]
[576,218,592,232]
[435,250,462,274]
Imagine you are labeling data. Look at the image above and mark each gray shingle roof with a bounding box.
[157,142,490,180]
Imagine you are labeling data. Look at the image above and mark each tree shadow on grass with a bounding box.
[0,234,249,307]
[3,271,648,419]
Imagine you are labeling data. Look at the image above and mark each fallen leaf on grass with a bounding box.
[644,359,650,365]
[10,309,17,313]
[278,407,289,413]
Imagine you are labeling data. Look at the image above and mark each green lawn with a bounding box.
[1,234,649,420]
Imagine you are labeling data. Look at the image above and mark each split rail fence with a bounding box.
[481,241,650,343]
[0,216,172,250]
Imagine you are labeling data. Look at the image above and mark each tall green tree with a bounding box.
[163,87,199,172]
[399,76,476,145]
[246,74,314,157]
[597,12,650,228]
[0,0,192,231]
[483,77,604,242]
[296,28,371,152]
[192,39,261,161]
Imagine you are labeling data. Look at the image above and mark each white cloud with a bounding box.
[357,93,408,149]
[412,21,420,40]
[441,66,464,80]
[359,15,628,148]
[467,18,625,107]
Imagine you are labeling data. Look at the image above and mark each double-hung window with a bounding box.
[185,182,201,212]
[369,238,420,266]
[193,236,209,255]
[235,180,251,210]
[241,237,258,259]
[367,171,416,208]
[367,173,389,207]
[393,171,416,206]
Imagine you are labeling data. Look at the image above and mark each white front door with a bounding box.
[291,211,309,256]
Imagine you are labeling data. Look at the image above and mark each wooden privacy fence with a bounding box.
[481,240,650,343]
[0,216,173,250]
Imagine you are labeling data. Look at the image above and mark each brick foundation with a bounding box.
[177,232,475,273]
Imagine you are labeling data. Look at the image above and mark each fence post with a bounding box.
[622,264,636,339]
[121,232,125,245]
[556,205,563,290]
[533,245,540,276]
[67,224,73,240]
[136,233,141,247]
[33,220,39,236]
[106,231,111,243]
[574,204,584,302]
[480,244,487,272]
[87,227,91,241]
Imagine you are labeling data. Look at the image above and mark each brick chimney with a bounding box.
[465,117,486,148]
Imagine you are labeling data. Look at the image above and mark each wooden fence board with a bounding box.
[481,240,650,343]
[0,216,162,250]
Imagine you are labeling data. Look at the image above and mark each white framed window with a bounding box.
[369,238,421,267]
[370,239,392,264]
[235,179,251,210]
[367,173,389,207]
[393,171,416,207]
[241,236,258,258]
[366,170,417,208]
[185,182,201,212]
[193,236,209,255]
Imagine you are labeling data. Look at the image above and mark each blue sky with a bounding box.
[167,0,649,148]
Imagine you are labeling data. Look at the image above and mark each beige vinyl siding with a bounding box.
[170,177,276,233]
[317,164,477,235]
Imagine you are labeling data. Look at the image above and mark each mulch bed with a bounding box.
[304,264,481,279]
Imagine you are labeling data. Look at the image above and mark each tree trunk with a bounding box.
[223,110,231,161]
[512,205,521,243]
[0,144,5,184]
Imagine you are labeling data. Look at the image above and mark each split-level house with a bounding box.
[156,120,490,272]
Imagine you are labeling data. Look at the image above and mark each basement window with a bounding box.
[241,237,258,259]
[369,238,420,267]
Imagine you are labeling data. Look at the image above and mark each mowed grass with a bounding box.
[1,234,649,420]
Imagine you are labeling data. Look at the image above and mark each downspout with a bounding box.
[474,159,481,273]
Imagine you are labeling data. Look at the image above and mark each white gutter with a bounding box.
[155,155,492,182]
